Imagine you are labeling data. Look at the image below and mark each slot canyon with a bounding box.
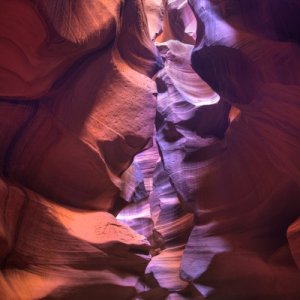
[1,0,300,299]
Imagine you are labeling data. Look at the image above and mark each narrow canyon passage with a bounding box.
[1,1,300,299]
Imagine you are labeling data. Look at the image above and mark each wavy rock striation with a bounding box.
[1,0,300,299]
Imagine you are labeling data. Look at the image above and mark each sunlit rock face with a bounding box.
[1,0,300,299]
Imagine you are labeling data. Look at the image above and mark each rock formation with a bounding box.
[1,0,300,299]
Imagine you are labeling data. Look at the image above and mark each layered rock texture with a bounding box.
[1,0,300,299]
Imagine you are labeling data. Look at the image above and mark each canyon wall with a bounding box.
[1,0,300,299]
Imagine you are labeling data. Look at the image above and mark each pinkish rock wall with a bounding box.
[1,0,300,299]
